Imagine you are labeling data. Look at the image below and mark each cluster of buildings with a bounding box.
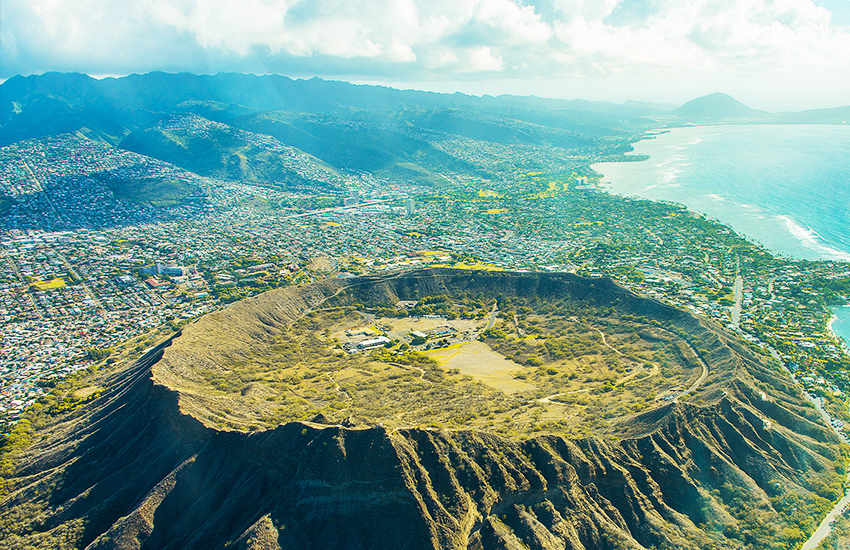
[0,133,213,232]
[1,117,848,429]
[2,172,848,426]
[342,320,460,353]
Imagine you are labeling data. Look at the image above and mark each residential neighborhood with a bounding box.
[1,133,848,431]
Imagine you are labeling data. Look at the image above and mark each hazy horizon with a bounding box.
[4,70,849,114]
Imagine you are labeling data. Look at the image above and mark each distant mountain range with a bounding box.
[0,72,647,147]
[0,72,649,192]
[3,73,846,146]
[1,72,847,196]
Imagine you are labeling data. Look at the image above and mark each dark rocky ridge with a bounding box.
[1,269,844,549]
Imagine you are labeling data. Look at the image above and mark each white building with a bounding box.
[356,336,391,350]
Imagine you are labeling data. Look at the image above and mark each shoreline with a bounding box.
[591,125,850,264]
[828,307,850,355]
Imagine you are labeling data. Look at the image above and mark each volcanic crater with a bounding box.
[2,269,846,550]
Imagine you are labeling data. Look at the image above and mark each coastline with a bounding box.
[829,306,850,355]
[591,124,850,263]
[827,314,842,353]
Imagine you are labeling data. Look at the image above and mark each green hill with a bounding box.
[119,115,346,192]
[238,111,492,185]
[3,73,847,200]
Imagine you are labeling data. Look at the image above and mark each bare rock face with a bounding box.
[1,270,843,550]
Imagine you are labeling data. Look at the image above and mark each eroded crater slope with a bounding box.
[158,269,738,436]
[1,269,847,550]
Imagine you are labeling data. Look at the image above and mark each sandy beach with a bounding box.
[828,310,850,354]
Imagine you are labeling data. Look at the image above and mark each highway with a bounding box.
[800,393,850,550]
[801,472,850,550]
[283,198,394,219]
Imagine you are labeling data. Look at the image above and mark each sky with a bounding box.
[2,0,849,111]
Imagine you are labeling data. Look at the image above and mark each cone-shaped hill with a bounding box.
[673,93,766,120]
[2,269,847,550]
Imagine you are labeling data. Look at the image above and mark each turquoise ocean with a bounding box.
[592,124,850,346]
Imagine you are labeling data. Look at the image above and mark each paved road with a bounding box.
[485,303,499,330]
[54,247,103,311]
[807,394,850,445]
[801,459,850,550]
[7,257,44,319]
[799,393,850,550]
[761,345,849,549]
[731,272,743,329]
[21,157,67,225]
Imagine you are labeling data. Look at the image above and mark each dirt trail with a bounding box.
[538,388,589,404]
[391,363,430,383]
[326,372,351,400]
[596,329,623,355]
[674,342,709,402]
[483,302,499,331]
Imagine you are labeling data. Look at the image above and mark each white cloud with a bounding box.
[471,0,552,43]
[547,0,849,75]
[466,45,505,72]
[1,0,848,105]
[423,49,460,69]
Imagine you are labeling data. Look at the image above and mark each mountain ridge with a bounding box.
[4,72,848,150]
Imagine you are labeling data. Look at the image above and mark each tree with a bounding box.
[86,347,113,361]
